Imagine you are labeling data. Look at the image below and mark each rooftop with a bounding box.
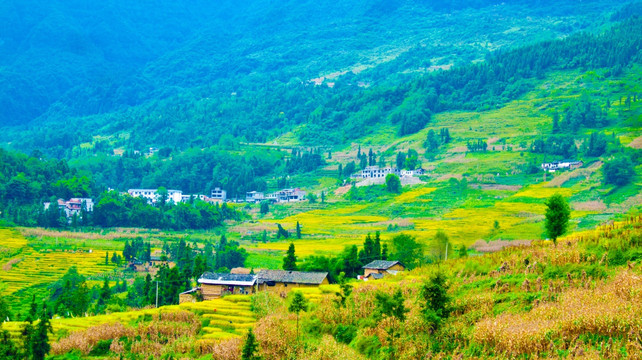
[257,270,328,285]
[198,272,257,286]
[362,260,404,270]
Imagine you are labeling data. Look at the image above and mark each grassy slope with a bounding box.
[238,65,641,263]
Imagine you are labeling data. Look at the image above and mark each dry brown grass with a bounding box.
[572,200,607,212]
[474,269,642,357]
[471,239,533,253]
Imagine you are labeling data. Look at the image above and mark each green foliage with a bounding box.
[241,328,261,360]
[420,272,451,331]
[390,233,424,269]
[260,201,270,214]
[545,194,571,245]
[283,243,298,271]
[375,289,407,322]
[385,174,401,194]
[432,231,451,261]
[276,224,290,239]
[603,155,636,186]
[334,324,357,344]
[0,327,19,359]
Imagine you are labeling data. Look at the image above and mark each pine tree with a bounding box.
[338,164,343,179]
[374,231,382,260]
[283,243,297,271]
[296,221,302,239]
[105,252,109,265]
[241,328,261,360]
[31,302,52,360]
[382,243,388,260]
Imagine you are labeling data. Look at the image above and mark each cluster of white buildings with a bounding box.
[245,188,307,203]
[541,160,583,172]
[351,166,425,179]
[126,187,227,204]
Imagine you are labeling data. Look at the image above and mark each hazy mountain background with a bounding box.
[0,0,627,155]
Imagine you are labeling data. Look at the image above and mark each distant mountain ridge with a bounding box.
[0,0,627,156]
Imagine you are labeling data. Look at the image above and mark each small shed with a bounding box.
[362,260,405,278]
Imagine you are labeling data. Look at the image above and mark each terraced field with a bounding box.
[2,295,256,341]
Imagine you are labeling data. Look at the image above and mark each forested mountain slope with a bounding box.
[0,0,626,157]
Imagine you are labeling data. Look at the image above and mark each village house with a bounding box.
[400,168,425,177]
[210,187,227,201]
[361,260,405,280]
[128,188,183,204]
[271,188,307,203]
[541,160,583,172]
[353,166,400,179]
[43,198,94,218]
[180,194,207,202]
[256,269,328,294]
[246,191,265,203]
[197,272,257,300]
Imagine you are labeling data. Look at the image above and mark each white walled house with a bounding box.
[246,191,265,203]
[211,187,227,201]
[128,189,183,204]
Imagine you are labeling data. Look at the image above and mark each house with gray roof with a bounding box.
[256,269,329,293]
[362,260,405,279]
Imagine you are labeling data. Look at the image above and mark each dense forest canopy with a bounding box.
[0,0,626,157]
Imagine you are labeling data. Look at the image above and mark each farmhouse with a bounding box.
[256,270,328,293]
[198,272,257,300]
[541,160,583,172]
[362,260,405,279]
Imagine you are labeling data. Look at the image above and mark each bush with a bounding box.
[602,155,635,186]
[352,335,381,357]
[334,324,357,344]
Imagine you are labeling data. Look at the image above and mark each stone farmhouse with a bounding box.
[541,160,583,172]
[43,198,94,218]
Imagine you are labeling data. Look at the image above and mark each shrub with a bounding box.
[334,324,357,344]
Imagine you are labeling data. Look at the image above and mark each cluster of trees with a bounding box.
[0,148,94,226]
[423,128,451,159]
[90,191,239,230]
[284,148,326,174]
[123,238,152,262]
[395,149,421,170]
[0,296,52,360]
[466,139,488,152]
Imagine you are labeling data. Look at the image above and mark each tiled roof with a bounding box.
[362,260,403,270]
[257,270,327,285]
[198,272,257,286]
